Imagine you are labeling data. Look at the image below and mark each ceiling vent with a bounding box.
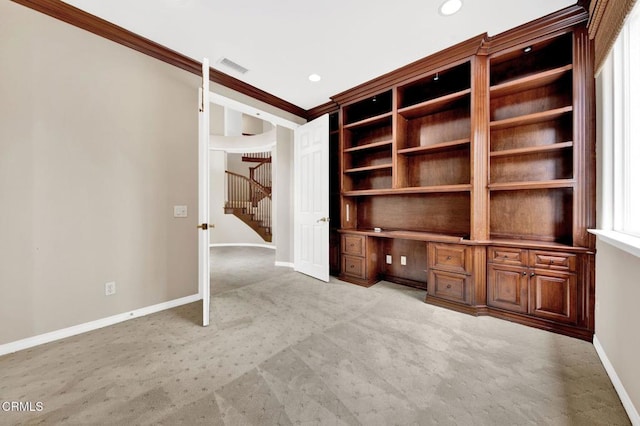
[218,57,249,75]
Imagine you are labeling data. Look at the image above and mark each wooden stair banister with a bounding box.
[225,171,272,242]
[241,152,272,194]
[241,152,272,163]
[249,161,272,195]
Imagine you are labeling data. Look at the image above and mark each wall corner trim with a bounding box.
[0,294,201,357]
[593,335,640,424]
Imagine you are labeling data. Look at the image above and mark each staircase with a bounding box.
[224,160,272,242]
[242,151,272,194]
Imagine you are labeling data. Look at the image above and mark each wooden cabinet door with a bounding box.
[529,269,577,324]
[487,264,528,313]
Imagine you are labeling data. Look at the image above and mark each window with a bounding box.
[615,4,640,237]
[595,2,640,255]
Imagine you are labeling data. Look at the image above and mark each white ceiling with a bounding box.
[62,0,576,112]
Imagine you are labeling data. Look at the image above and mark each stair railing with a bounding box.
[242,151,271,161]
[225,171,271,232]
[249,161,272,193]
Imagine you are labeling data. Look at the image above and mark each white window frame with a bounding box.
[590,3,640,257]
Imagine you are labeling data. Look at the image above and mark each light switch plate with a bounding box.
[400,256,407,266]
[173,205,188,218]
[386,255,392,264]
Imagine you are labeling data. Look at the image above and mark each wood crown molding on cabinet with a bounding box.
[481,5,589,55]
[331,33,488,106]
[331,4,589,107]
[307,101,339,121]
[10,0,308,119]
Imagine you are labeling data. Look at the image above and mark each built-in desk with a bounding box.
[337,228,594,340]
[337,229,485,306]
[339,228,464,243]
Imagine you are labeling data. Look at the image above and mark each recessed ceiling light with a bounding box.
[308,73,321,82]
[439,0,462,16]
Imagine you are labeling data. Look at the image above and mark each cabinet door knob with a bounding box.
[522,271,527,276]
[530,272,535,277]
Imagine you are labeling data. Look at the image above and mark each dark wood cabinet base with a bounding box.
[337,274,378,288]
[425,292,592,341]
[485,306,594,342]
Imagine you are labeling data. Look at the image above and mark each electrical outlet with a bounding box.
[400,256,407,266]
[386,255,392,264]
[105,281,116,296]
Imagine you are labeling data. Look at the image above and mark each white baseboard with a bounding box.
[0,294,201,357]
[275,261,294,268]
[593,335,640,425]
[210,243,275,250]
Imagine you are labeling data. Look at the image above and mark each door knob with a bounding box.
[197,223,215,230]
[317,217,330,223]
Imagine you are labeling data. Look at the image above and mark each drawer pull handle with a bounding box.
[446,256,452,260]
[350,265,355,269]
[446,284,452,289]
[550,260,554,264]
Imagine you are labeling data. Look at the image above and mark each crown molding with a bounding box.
[481,4,588,55]
[10,0,307,119]
[331,33,487,107]
[306,101,339,121]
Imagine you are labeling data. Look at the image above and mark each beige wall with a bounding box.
[595,242,640,411]
[0,2,200,344]
[594,68,640,417]
[275,126,295,264]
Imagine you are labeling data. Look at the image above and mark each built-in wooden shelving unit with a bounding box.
[331,6,595,341]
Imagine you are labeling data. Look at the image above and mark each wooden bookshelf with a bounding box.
[334,13,595,341]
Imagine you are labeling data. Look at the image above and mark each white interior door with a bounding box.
[198,60,211,326]
[294,114,330,281]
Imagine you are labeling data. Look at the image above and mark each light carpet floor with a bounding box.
[0,246,630,425]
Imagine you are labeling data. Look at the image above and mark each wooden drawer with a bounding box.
[529,251,576,272]
[342,255,366,279]
[428,269,470,304]
[488,246,527,266]
[342,234,366,256]
[428,243,471,274]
